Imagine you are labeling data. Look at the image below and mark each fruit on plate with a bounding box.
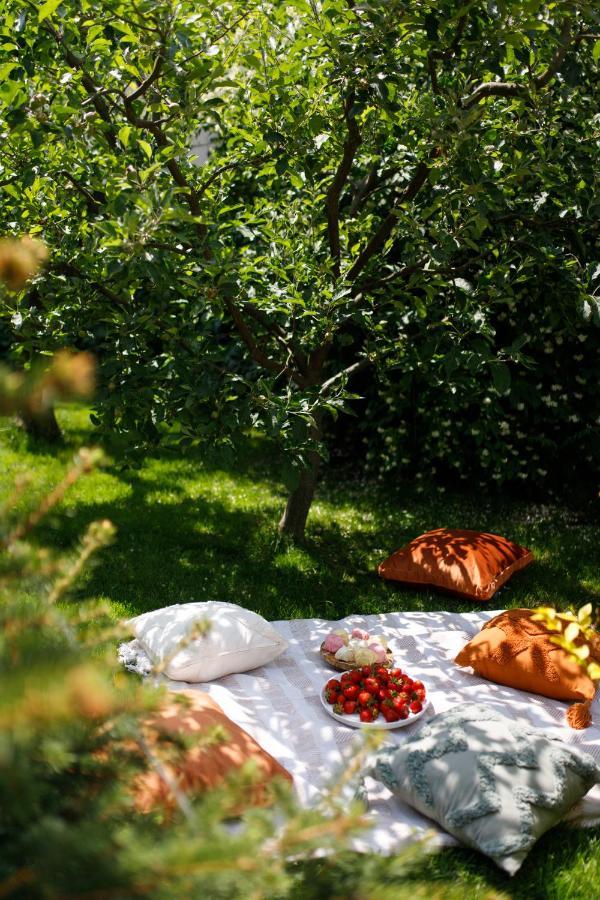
[323,665,427,724]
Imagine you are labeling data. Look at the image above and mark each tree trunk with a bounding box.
[18,404,62,443]
[278,446,321,542]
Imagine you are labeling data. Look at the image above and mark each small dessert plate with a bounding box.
[319,642,394,671]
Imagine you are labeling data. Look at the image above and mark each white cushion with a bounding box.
[129,602,288,682]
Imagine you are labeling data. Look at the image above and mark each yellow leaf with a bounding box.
[564,622,580,643]
[573,644,590,660]
[587,662,600,682]
[534,607,556,619]
[578,603,592,625]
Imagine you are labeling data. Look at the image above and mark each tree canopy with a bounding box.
[1,0,598,537]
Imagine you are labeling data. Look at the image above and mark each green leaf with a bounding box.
[593,41,600,63]
[138,139,152,160]
[490,362,511,394]
[118,126,131,147]
[38,0,62,22]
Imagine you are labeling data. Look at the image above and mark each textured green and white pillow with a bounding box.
[362,703,600,874]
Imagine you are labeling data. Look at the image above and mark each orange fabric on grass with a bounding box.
[378,528,533,601]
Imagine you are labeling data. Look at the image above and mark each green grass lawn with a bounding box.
[1,405,599,900]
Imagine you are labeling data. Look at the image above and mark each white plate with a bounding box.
[319,687,430,729]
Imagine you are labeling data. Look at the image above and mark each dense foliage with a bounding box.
[0,1,598,536]
[0,352,378,898]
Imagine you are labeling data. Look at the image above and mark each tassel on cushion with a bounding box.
[566,699,592,730]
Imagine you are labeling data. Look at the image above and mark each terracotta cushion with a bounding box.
[378,528,533,601]
[455,608,597,703]
[134,690,293,813]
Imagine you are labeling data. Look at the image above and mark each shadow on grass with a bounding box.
[25,431,598,623]
[11,405,595,620]
[399,824,600,900]
[286,823,600,900]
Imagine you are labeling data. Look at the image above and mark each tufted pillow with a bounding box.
[134,690,293,814]
[455,608,598,728]
[361,703,599,874]
[378,528,533,601]
[129,601,288,682]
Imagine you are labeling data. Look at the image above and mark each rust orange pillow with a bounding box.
[378,528,533,601]
[455,609,598,727]
[134,690,293,814]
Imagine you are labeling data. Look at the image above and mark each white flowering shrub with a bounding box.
[355,282,599,494]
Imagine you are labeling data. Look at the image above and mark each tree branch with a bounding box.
[356,257,428,296]
[345,160,432,283]
[33,12,119,149]
[56,170,105,214]
[461,80,526,108]
[534,18,572,89]
[240,302,310,376]
[52,261,129,308]
[127,50,165,102]
[426,1,469,96]
[326,92,361,278]
[222,297,287,376]
[320,357,371,394]
[427,52,441,95]
[120,98,205,237]
[462,18,573,108]
[39,7,205,241]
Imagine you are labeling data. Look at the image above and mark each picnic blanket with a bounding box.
[120,609,600,855]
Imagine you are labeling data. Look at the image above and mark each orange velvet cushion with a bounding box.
[135,690,293,813]
[455,608,597,703]
[378,528,533,601]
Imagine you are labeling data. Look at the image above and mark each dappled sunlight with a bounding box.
[1,407,597,623]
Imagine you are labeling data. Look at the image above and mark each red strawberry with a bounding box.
[326,691,340,705]
[326,679,342,693]
[375,667,389,682]
[382,707,400,723]
[360,665,372,677]
[364,677,379,694]
[359,708,374,723]
[350,669,363,684]
[340,672,353,685]
[410,700,423,714]
[390,668,403,680]
[343,684,359,701]
[343,700,357,715]
[358,691,373,707]
[397,704,409,719]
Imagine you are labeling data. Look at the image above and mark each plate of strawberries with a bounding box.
[320,664,429,728]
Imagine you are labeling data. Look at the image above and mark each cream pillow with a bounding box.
[129,602,288,682]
